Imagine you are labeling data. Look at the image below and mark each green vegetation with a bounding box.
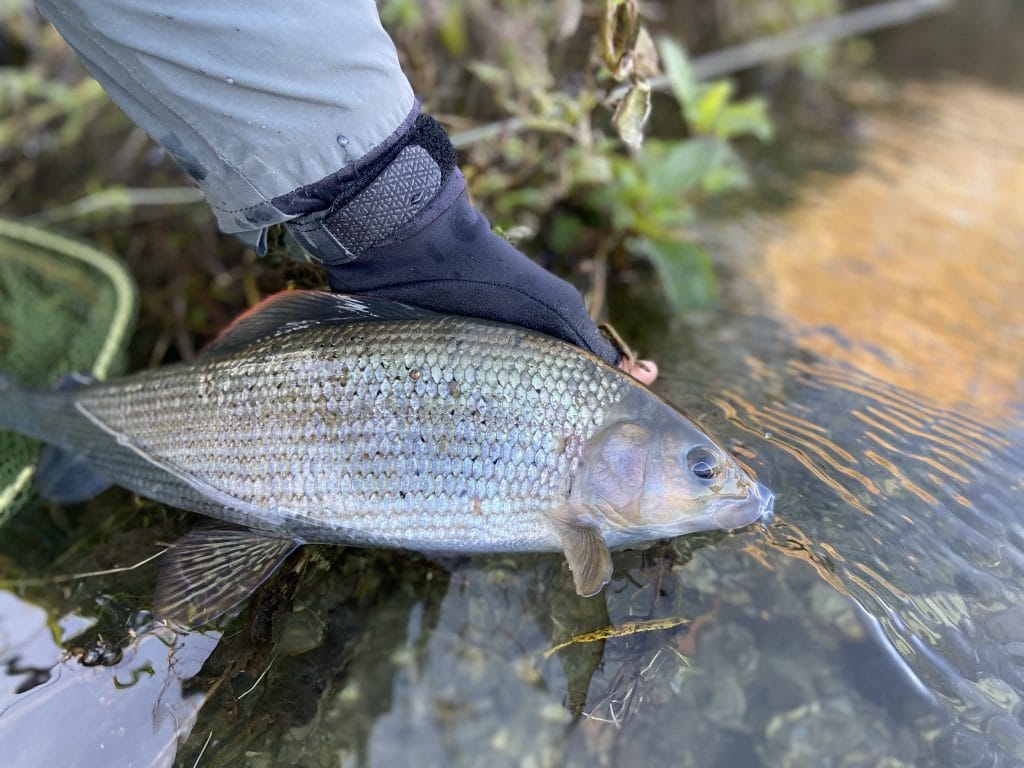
[579,36,773,310]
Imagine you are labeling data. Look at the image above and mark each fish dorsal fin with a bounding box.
[155,528,301,627]
[552,521,613,597]
[202,290,442,357]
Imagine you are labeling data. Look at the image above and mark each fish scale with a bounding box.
[68,317,630,549]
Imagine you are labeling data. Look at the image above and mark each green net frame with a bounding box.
[0,218,136,523]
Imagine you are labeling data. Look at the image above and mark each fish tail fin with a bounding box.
[35,444,113,504]
[0,372,112,504]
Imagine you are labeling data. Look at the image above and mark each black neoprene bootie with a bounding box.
[281,112,620,366]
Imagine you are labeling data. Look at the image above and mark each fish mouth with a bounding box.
[712,481,775,530]
[603,482,776,545]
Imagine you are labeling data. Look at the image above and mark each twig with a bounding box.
[1,547,167,588]
[587,238,613,321]
[643,0,951,93]
[236,654,277,700]
[542,616,688,659]
[191,731,214,768]
[451,0,951,150]
[25,186,204,225]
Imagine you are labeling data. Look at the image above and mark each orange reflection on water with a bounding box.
[751,82,1024,420]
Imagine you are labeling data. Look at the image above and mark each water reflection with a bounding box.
[722,81,1024,421]
[0,590,218,767]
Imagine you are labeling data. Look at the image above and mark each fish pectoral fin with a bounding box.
[155,528,301,628]
[553,521,613,598]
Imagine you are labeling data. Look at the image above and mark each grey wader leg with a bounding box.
[37,0,621,364]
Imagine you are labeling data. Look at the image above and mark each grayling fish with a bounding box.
[0,291,773,624]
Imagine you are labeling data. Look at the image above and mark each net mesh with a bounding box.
[0,218,136,523]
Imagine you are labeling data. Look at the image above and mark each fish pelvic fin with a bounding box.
[552,521,613,598]
[155,528,301,628]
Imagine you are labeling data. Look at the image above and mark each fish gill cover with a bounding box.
[0,218,136,523]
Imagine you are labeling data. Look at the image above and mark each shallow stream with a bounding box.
[1,4,1022,766]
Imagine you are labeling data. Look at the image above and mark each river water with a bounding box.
[1,5,1023,767]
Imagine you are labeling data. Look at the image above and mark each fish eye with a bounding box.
[685,446,721,482]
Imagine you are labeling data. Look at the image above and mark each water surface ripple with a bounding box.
[689,349,1024,764]
[0,77,1022,768]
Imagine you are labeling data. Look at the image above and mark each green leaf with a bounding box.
[548,213,587,256]
[573,151,614,186]
[700,161,750,196]
[378,0,422,29]
[644,138,717,201]
[699,141,751,195]
[628,236,717,310]
[713,97,774,142]
[657,36,698,116]
[690,81,733,135]
[438,2,468,57]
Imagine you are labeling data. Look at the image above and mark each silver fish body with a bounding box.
[0,291,773,602]
[59,318,629,549]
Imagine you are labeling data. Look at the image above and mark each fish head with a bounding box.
[572,391,774,544]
